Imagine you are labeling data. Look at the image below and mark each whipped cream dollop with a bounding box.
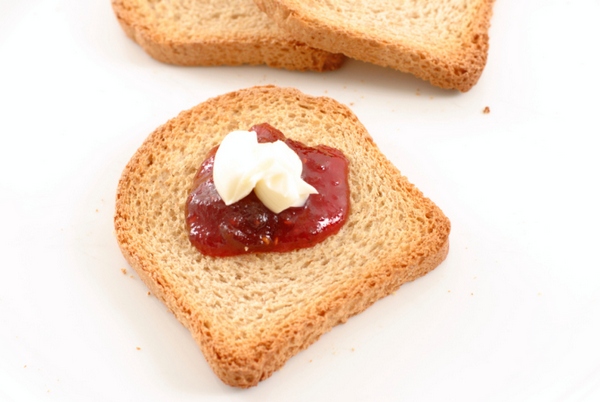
[213,130,318,213]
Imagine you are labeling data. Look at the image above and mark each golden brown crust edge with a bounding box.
[110,0,345,71]
[115,86,451,387]
[253,0,495,91]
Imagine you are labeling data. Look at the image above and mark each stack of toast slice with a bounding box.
[112,0,495,90]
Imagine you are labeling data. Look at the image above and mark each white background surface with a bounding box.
[1,0,600,400]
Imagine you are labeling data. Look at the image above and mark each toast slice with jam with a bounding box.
[114,85,450,387]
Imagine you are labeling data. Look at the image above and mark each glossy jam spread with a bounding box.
[185,123,350,257]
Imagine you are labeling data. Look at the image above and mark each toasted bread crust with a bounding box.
[115,86,450,387]
[111,0,344,71]
[253,0,495,90]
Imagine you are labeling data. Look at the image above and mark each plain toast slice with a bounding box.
[114,85,450,387]
[253,0,495,90]
[111,0,344,71]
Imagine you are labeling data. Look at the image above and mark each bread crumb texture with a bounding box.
[115,86,450,387]
[254,0,495,91]
[110,0,344,71]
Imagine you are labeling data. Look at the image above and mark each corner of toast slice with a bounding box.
[111,0,344,71]
[114,85,450,387]
[253,0,495,90]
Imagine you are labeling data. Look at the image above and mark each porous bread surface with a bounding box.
[115,86,450,387]
[253,0,495,90]
[111,0,344,71]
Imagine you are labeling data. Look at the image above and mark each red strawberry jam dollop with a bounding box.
[185,123,350,257]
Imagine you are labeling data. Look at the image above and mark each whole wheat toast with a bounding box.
[253,0,495,90]
[114,85,450,387]
[111,0,344,71]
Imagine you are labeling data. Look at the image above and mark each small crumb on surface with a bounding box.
[136,347,141,350]
[471,293,474,296]
[483,106,490,114]
[147,291,151,296]
[23,365,27,368]
[130,275,135,279]
[121,268,127,275]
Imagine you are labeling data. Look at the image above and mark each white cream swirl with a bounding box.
[213,130,318,213]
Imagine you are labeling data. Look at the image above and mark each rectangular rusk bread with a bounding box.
[111,0,344,71]
[254,0,495,90]
[114,85,450,387]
